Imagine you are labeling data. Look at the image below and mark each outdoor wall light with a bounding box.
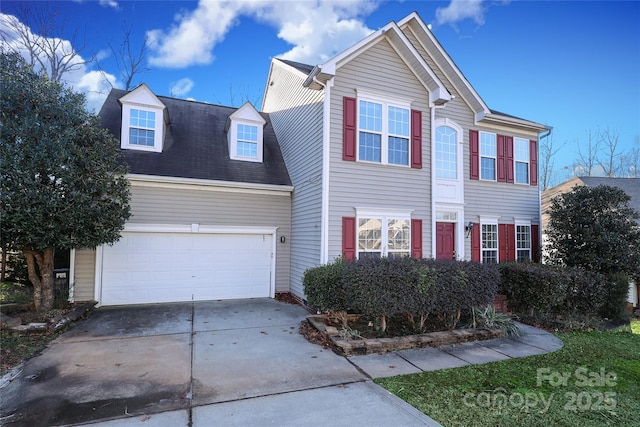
[465,222,476,238]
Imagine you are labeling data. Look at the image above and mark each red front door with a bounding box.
[436,222,455,260]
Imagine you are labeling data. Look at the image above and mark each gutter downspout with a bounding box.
[314,76,333,264]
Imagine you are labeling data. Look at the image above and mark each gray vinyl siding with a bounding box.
[73,185,291,299]
[262,60,325,298]
[128,184,291,292]
[328,39,433,259]
[73,249,95,302]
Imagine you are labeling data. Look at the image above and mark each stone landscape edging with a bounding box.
[307,314,504,356]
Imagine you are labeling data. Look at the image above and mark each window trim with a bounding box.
[229,120,264,162]
[355,208,413,258]
[479,216,499,264]
[121,104,164,152]
[356,91,412,167]
[479,131,497,181]
[515,219,532,261]
[514,137,530,185]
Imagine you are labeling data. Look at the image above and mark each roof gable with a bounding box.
[398,12,548,133]
[304,19,451,106]
[118,83,166,110]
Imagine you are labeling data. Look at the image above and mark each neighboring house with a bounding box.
[262,12,549,299]
[71,84,292,305]
[541,176,640,308]
[70,12,549,307]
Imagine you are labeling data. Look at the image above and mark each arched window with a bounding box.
[435,125,457,179]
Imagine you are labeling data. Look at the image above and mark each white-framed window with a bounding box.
[516,224,531,261]
[480,132,497,181]
[435,125,457,179]
[129,109,156,147]
[481,223,498,264]
[514,137,530,184]
[357,210,411,258]
[358,96,410,166]
[236,124,258,159]
[121,105,164,152]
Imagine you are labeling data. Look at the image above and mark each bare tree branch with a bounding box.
[573,129,601,176]
[0,3,89,83]
[596,127,622,177]
[539,131,564,190]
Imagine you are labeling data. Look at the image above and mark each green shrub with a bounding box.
[343,256,434,332]
[424,259,498,328]
[499,263,568,316]
[302,257,348,313]
[499,263,618,319]
[563,268,608,316]
[600,272,632,320]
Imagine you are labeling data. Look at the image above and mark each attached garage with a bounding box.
[96,226,276,306]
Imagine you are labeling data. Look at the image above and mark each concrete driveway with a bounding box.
[0,299,437,427]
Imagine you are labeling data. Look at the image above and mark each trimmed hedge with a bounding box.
[498,263,618,318]
[303,257,499,331]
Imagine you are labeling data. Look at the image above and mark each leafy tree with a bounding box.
[0,52,131,310]
[546,184,640,280]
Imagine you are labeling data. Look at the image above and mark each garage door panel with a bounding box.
[101,232,273,305]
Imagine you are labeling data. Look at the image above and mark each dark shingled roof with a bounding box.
[276,58,315,74]
[99,89,291,187]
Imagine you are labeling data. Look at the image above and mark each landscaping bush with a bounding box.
[343,256,434,332]
[563,268,608,316]
[499,263,568,316]
[499,263,616,319]
[423,259,498,328]
[600,272,633,320]
[304,256,500,333]
[302,257,348,313]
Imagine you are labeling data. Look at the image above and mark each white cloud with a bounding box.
[0,13,119,113]
[435,0,487,28]
[75,70,119,113]
[99,0,119,10]
[146,0,379,68]
[169,77,195,97]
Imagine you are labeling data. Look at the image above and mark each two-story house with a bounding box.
[262,12,548,299]
[69,12,548,306]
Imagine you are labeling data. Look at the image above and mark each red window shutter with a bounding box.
[411,109,422,169]
[531,224,540,262]
[530,139,538,186]
[497,134,506,182]
[343,97,356,161]
[471,224,480,262]
[470,130,479,180]
[505,136,514,183]
[411,219,422,259]
[342,217,356,261]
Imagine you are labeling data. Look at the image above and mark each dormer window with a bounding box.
[227,102,266,163]
[236,124,259,159]
[119,84,167,153]
[129,109,156,147]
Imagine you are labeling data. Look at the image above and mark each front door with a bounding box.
[436,222,455,260]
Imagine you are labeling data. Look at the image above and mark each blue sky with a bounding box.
[1,0,638,181]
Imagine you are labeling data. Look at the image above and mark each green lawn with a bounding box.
[376,328,640,427]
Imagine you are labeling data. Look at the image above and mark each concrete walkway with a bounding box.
[0,299,562,427]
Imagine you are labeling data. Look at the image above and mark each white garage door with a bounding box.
[100,232,273,305]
